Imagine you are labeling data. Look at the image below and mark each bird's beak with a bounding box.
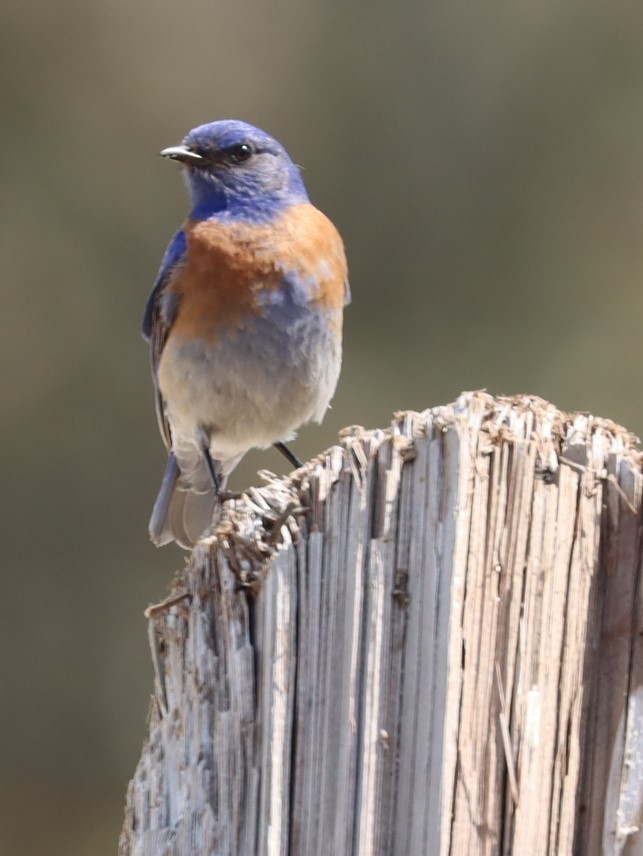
[159,145,204,165]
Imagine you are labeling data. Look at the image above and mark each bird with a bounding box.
[143,120,350,548]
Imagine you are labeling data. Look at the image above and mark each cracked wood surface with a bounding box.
[120,392,643,856]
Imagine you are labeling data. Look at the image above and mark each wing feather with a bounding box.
[142,229,187,449]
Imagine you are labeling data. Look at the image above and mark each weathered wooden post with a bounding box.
[120,392,643,856]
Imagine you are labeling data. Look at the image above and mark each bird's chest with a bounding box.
[166,234,283,341]
[164,210,344,341]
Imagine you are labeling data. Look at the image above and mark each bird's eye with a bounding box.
[225,143,254,164]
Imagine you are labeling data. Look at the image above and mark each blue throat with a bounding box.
[188,172,309,224]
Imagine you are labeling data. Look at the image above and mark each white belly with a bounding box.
[158,309,342,463]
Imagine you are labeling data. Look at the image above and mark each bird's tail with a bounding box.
[148,453,220,549]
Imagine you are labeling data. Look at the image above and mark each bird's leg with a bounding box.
[202,445,222,493]
[274,441,303,469]
[198,428,242,501]
[197,426,221,492]
[201,445,241,500]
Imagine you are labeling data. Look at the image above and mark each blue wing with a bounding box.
[142,229,187,341]
[143,229,187,448]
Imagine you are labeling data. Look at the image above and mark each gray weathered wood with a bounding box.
[120,392,643,855]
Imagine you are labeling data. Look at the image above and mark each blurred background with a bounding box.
[2,0,643,852]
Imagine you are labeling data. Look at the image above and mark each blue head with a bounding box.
[160,120,309,222]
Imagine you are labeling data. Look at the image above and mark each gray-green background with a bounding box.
[3,1,643,853]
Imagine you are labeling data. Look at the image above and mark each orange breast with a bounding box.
[168,204,347,340]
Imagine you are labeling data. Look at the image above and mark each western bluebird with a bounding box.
[143,120,350,548]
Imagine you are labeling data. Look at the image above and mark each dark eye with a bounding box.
[225,143,254,164]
